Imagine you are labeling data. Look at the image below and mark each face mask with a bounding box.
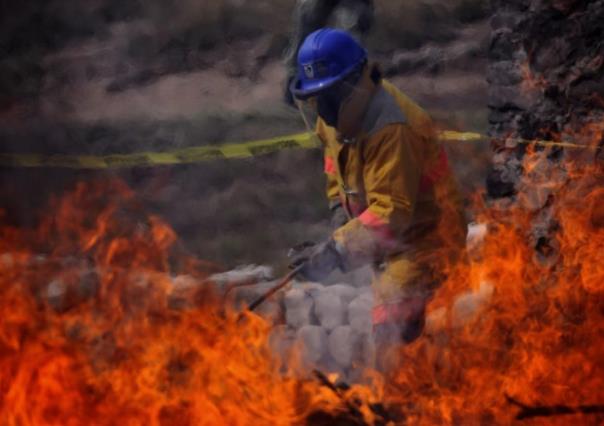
[316,91,340,127]
[316,72,359,128]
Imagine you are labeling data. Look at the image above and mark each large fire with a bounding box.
[0,180,378,425]
[386,145,604,424]
[0,146,603,424]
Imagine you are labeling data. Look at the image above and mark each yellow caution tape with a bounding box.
[0,130,597,169]
[439,130,599,150]
[0,132,320,169]
[439,130,485,142]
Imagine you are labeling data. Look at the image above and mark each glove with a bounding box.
[330,203,349,230]
[288,240,342,282]
[287,241,316,266]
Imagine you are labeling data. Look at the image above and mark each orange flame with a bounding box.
[1,143,604,424]
[383,143,604,424]
[0,180,380,425]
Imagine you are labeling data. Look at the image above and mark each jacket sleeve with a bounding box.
[333,124,422,268]
[324,151,340,208]
[316,119,341,209]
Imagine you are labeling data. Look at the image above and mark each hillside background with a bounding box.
[0,0,490,271]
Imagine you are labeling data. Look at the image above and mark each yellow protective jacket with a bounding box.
[317,80,466,281]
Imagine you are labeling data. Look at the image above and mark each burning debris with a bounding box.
[505,394,604,421]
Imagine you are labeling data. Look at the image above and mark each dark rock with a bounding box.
[454,0,490,23]
[490,10,526,30]
[487,61,523,85]
[486,165,517,198]
[531,38,573,72]
[488,84,538,110]
[490,0,530,12]
[488,29,522,61]
[487,0,604,199]
[488,108,518,125]
[549,0,586,14]
[100,0,144,22]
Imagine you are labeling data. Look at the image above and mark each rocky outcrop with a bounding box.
[487,0,604,198]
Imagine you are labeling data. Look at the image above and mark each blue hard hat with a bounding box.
[291,28,367,100]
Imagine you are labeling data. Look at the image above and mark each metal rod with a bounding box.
[247,265,303,312]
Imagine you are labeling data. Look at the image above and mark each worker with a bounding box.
[283,0,374,105]
[288,29,467,371]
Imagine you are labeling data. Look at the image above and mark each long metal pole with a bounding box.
[247,264,304,312]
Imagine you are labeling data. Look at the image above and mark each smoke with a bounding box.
[0,0,490,268]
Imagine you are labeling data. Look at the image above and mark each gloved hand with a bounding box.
[287,241,316,264]
[288,240,342,282]
[330,203,349,230]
